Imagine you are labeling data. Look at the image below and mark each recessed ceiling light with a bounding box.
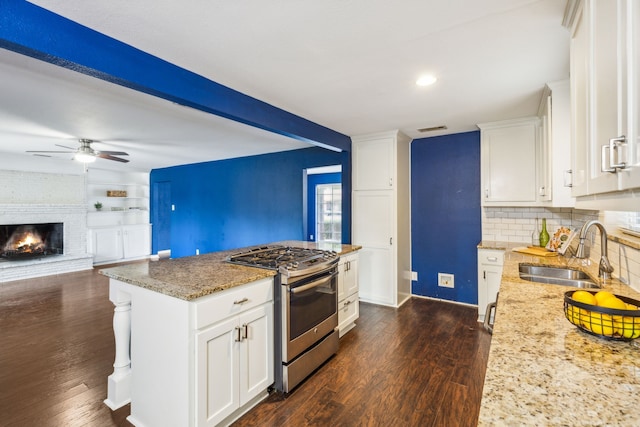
[416,74,437,87]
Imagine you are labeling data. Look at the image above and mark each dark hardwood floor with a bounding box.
[0,267,491,427]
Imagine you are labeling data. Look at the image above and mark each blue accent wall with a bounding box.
[150,148,350,258]
[411,131,481,304]
[0,1,351,151]
[306,172,342,241]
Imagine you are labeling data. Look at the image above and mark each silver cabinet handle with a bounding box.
[235,326,242,342]
[241,324,248,340]
[344,300,351,306]
[602,143,615,173]
[485,188,489,198]
[564,169,573,188]
[233,297,248,305]
[609,136,627,169]
[487,257,498,262]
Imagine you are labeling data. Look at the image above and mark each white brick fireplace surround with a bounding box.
[0,169,93,282]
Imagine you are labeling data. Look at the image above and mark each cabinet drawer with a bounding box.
[338,292,359,329]
[194,278,273,329]
[478,250,504,265]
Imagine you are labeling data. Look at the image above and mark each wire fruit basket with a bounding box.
[564,290,640,341]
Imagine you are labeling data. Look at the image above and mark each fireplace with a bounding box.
[0,223,64,260]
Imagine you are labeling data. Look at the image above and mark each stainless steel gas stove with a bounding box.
[227,245,340,392]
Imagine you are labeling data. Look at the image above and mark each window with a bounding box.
[315,184,341,243]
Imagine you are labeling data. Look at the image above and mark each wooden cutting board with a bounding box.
[512,246,559,257]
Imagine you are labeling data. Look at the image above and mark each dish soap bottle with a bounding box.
[539,218,550,248]
[531,218,540,247]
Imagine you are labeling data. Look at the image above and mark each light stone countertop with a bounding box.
[99,241,361,301]
[478,241,640,426]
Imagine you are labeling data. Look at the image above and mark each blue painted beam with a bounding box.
[0,1,351,152]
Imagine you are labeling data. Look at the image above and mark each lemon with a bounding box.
[618,316,640,339]
[594,291,616,305]
[626,303,638,310]
[586,312,615,336]
[572,290,597,306]
[566,306,582,326]
[598,296,627,310]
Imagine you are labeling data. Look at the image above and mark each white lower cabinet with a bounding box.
[88,224,151,264]
[196,303,273,427]
[477,249,505,323]
[337,252,359,337]
[120,277,273,427]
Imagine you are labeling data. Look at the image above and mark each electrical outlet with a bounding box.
[438,273,454,288]
[196,248,200,255]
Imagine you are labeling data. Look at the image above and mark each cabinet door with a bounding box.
[343,255,359,297]
[238,304,273,406]
[338,254,358,301]
[90,228,123,263]
[481,120,538,204]
[353,192,395,305]
[353,137,395,190]
[477,249,504,321]
[586,0,623,194]
[196,316,239,427]
[570,1,590,196]
[620,0,640,190]
[122,225,151,259]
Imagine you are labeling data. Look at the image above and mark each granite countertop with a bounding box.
[478,242,640,426]
[100,241,361,301]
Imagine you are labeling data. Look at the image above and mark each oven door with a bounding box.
[283,267,338,362]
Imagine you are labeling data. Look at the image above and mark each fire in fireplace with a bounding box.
[0,223,63,260]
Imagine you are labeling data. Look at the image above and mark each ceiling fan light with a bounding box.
[74,152,96,163]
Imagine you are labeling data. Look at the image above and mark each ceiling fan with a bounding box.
[26,138,130,163]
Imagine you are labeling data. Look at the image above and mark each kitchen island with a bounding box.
[478,242,640,426]
[99,241,360,427]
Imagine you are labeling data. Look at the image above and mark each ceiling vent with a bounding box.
[417,125,448,133]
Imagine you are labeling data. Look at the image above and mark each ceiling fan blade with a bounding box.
[32,154,52,158]
[96,153,130,163]
[96,150,129,156]
[25,150,75,153]
[55,144,77,150]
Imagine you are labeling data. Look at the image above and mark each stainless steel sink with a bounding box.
[518,264,600,288]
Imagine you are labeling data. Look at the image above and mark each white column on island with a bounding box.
[104,281,132,410]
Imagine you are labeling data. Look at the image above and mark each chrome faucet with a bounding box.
[575,220,614,280]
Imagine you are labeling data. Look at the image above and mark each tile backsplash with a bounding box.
[482,207,640,292]
[481,207,598,244]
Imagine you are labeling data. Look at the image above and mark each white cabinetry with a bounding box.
[479,118,542,206]
[538,80,575,207]
[88,224,151,264]
[337,251,359,337]
[568,0,640,199]
[114,277,273,427]
[352,131,411,308]
[477,249,504,323]
[196,302,273,426]
[86,168,151,264]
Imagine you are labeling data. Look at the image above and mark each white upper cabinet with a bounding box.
[479,117,541,206]
[539,80,575,207]
[568,0,640,197]
[352,134,396,191]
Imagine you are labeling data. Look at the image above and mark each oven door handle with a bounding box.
[289,271,338,294]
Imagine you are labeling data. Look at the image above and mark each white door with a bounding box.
[122,224,151,259]
[587,0,623,194]
[196,316,239,427]
[90,228,123,263]
[353,137,394,190]
[620,0,640,190]
[481,122,538,204]
[353,191,395,305]
[238,304,273,405]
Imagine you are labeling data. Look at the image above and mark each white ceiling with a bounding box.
[1,0,570,172]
